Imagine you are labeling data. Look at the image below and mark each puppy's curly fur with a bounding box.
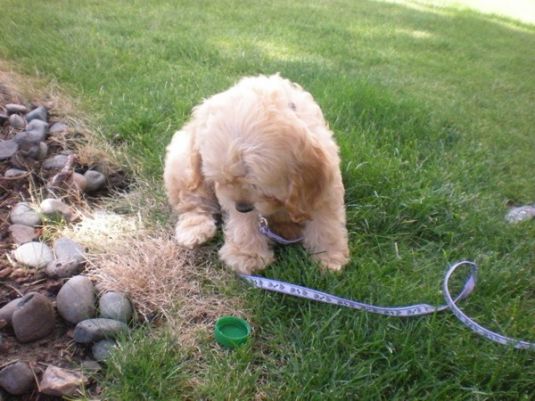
[164,75,349,274]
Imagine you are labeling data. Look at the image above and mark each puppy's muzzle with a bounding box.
[235,202,254,213]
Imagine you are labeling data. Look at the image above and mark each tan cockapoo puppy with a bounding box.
[164,74,349,274]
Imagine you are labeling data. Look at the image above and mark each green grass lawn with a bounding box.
[1,0,534,400]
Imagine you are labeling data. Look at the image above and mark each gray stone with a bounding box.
[45,259,83,278]
[15,119,49,144]
[4,168,27,178]
[8,224,39,244]
[80,360,101,373]
[25,106,48,122]
[12,292,55,343]
[91,339,116,361]
[17,142,40,159]
[49,122,68,134]
[40,198,75,221]
[83,170,106,192]
[0,139,18,160]
[54,237,85,264]
[99,292,133,323]
[13,242,53,268]
[10,202,41,226]
[39,366,87,397]
[505,205,535,223]
[72,172,87,192]
[14,131,30,144]
[14,138,48,161]
[27,118,49,138]
[73,318,128,344]
[42,154,69,170]
[56,275,96,324]
[5,103,28,114]
[0,362,34,395]
[8,113,25,129]
[0,295,29,325]
[37,141,48,160]
[45,237,86,278]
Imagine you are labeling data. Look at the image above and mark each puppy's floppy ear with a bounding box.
[285,131,331,223]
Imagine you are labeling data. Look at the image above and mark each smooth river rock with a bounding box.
[91,339,116,361]
[40,198,75,221]
[45,259,83,278]
[0,362,34,395]
[11,292,55,343]
[25,106,48,122]
[4,168,27,178]
[56,275,96,324]
[73,318,128,344]
[8,224,38,245]
[54,237,85,263]
[8,113,25,129]
[0,139,18,160]
[10,202,41,227]
[14,119,48,144]
[0,295,31,325]
[13,242,53,268]
[5,103,28,114]
[42,154,69,170]
[99,292,133,323]
[83,170,106,192]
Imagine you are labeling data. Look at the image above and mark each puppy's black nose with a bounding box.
[235,202,254,213]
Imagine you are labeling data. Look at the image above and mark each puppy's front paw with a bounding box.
[174,214,217,249]
[219,243,274,274]
[313,251,349,272]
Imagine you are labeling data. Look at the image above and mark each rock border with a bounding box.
[1,101,133,398]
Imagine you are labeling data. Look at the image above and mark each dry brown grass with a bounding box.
[58,183,245,347]
[85,230,247,347]
[61,209,245,348]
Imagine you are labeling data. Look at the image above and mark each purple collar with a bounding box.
[258,216,303,245]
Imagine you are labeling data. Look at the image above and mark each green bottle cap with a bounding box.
[214,316,251,348]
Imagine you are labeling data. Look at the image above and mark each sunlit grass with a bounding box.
[381,0,535,24]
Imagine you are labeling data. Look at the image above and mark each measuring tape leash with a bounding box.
[240,260,535,350]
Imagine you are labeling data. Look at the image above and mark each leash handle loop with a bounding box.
[443,261,534,350]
